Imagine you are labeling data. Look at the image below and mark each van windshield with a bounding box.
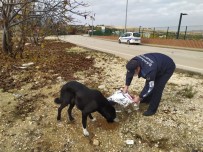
[133,33,140,37]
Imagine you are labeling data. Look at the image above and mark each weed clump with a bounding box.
[179,86,197,98]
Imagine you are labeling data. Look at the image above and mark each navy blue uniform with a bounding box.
[126,53,176,114]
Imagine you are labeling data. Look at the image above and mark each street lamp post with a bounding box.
[124,0,128,33]
[176,13,188,39]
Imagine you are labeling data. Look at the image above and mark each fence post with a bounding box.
[153,27,155,38]
[139,26,142,33]
[166,27,169,39]
[184,26,187,40]
[142,28,144,37]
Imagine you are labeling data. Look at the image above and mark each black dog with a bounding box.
[54,81,118,136]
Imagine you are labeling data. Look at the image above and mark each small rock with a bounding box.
[13,93,22,99]
[26,117,32,121]
[86,56,91,59]
[93,139,100,146]
[127,109,132,113]
[98,85,105,89]
[22,62,34,67]
[125,139,134,145]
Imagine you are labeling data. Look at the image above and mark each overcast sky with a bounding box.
[74,0,203,29]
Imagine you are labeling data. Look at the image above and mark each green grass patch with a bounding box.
[178,86,197,98]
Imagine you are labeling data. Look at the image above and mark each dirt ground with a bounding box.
[0,40,203,152]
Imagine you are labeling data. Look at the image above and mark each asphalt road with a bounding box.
[58,35,203,74]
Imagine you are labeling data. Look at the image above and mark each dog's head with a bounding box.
[99,101,117,123]
[93,90,118,122]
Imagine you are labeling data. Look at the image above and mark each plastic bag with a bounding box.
[108,90,136,107]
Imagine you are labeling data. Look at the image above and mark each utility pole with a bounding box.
[91,15,94,36]
[124,0,128,33]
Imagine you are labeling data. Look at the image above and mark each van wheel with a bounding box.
[127,40,130,45]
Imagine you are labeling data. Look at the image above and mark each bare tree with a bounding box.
[0,0,89,58]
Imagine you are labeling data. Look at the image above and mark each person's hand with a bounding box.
[133,95,141,104]
[123,85,129,93]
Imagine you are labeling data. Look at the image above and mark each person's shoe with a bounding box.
[143,110,156,116]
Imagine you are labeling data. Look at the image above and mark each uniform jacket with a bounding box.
[125,53,175,99]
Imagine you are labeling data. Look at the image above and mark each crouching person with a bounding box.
[123,53,176,116]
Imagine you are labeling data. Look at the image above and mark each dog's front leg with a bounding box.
[82,112,89,136]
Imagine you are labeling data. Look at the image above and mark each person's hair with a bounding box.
[126,60,139,71]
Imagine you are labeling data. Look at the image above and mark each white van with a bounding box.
[118,32,141,45]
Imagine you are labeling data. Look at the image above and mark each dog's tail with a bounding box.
[54,98,62,104]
